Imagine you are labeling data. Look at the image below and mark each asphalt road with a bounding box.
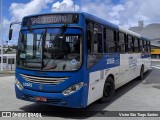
[0,61,160,119]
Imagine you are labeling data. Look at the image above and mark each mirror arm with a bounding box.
[10,22,21,29]
[9,22,21,40]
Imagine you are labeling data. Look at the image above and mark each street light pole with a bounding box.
[0,0,3,71]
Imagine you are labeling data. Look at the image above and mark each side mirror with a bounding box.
[9,28,13,40]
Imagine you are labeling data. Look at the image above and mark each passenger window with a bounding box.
[143,41,146,52]
[93,24,102,53]
[127,35,133,53]
[87,21,102,69]
[139,40,144,52]
[148,41,151,52]
[86,22,93,53]
[104,28,117,53]
[145,41,148,52]
[134,37,139,53]
[118,32,125,53]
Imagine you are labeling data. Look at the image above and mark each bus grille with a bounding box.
[20,74,68,85]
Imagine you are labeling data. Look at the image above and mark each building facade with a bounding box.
[0,47,16,71]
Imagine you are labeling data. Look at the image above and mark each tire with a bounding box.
[139,65,144,80]
[100,76,115,103]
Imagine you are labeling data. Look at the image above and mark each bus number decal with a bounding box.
[23,82,32,87]
[106,58,115,65]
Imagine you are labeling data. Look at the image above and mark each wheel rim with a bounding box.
[104,83,112,97]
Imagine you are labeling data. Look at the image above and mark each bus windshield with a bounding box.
[17,28,83,71]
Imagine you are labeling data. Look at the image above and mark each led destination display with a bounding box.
[23,14,78,26]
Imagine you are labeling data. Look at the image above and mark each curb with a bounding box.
[0,71,15,74]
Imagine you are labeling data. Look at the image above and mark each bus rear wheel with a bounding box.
[139,66,144,80]
[100,76,115,103]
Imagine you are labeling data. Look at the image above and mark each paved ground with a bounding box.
[0,71,14,77]
[0,61,160,119]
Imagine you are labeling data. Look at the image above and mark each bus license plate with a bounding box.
[36,96,47,102]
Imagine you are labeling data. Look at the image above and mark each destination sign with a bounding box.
[23,14,78,26]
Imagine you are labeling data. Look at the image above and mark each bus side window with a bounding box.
[118,32,125,53]
[134,37,139,53]
[145,41,148,52]
[139,40,144,52]
[142,40,145,52]
[93,24,102,53]
[143,41,146,52]
[148,41,151,52]
[87,22,93,53]
[104,28,117,53]
[127,35,134,53]
[86,21,102,69]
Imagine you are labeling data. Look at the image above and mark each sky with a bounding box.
[1,0,160,46]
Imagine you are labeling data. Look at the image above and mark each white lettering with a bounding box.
[30,15,69,25]
[137,113,146,117]
[119,113,130,117]
[23,82,32,87]
[107,58,115,64]
[147,113,158,117]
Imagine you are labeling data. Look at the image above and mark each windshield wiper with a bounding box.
[42,25,68,70]
[38,28,47,50]
[50,24,68,44]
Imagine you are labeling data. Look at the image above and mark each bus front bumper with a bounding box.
[15,84,85,108]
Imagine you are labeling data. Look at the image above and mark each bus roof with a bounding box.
[81,12,150,41]
[23,12,150,41]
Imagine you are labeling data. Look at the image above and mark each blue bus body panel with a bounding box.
[15,84,84,108]
[141,52,151,58]
[88,53,120,72]
[16,65,89,108]
[15,53,120,108]
[16,68,85,93]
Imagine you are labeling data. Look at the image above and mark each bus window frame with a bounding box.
[134,37,140,53]
[148,41,151,52]
[139,39,143,52]
[104,27,118,53]
[145,41,149,52]
[86,20,103,69]
[118,31,126,54]
[127,34,134,53]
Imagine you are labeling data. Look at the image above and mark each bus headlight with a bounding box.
[15,78,24,90]
[62,82,83,96]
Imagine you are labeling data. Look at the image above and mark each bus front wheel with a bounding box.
[100,76,115,103]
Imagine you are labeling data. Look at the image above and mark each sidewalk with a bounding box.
[0,71,15,74]
[0,71,15,77]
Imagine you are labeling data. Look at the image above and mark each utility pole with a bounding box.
[0,0,3,71]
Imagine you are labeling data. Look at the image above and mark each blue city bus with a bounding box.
[9,12,151,108]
